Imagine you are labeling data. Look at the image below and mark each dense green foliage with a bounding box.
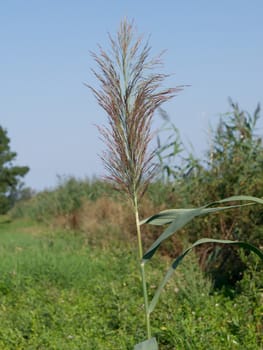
[11,177,117,224]
[0,218,262,349]
[157,101,263,286]
[181,101,263,242]
[0,126,29,214]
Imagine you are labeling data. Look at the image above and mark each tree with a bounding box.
[0,126,29,214]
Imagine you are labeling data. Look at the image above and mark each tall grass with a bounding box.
[88,19,183,346]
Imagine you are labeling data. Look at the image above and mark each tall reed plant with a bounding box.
[89,19,263,350]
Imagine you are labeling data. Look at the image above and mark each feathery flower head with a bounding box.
[88,19,182,203]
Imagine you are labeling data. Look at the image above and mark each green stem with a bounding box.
[134,195,151,340]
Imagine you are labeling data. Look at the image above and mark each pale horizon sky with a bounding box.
[1,1,263,191]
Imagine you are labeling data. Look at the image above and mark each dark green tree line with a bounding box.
[0,126,29,214]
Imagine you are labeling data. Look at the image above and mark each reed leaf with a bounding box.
[142,195,263,261]
[148,238,263,314]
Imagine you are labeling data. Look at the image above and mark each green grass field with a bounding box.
[0,217,262,349]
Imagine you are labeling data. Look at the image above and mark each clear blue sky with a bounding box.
[1,1,263,191]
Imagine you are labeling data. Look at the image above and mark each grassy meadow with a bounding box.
[0,184,262,350]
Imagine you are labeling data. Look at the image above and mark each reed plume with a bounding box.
[88,19,181,204]
[88,19,182,342]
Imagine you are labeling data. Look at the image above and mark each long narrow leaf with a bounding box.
[142,196,263,261]
[141,195,263,226]
[148,239,263,314]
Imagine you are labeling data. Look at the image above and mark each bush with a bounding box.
[156,100,263,287]
[10,177,116,225]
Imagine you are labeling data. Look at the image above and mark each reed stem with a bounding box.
[134,195,151,339]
